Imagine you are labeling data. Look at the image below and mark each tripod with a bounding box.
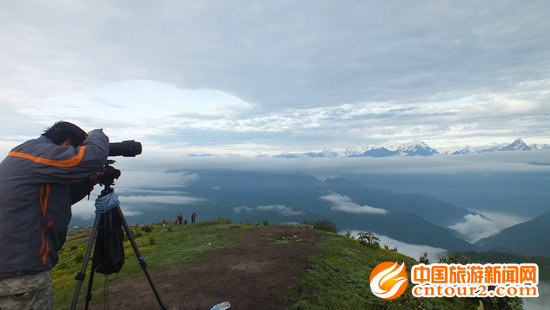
[70,186,167,310]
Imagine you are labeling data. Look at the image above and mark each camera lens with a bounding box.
[108,140,142,157]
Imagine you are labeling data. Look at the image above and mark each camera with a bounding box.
[98,140,142,193]
[108,140,142,157]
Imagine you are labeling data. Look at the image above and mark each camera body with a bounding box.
[98,140,142,194]
[99,161,121,187]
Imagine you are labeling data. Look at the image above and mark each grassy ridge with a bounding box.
[287,233,480,309]
[52,218,241,309]
[53,219,524,309]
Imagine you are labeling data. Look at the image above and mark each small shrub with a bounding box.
[344,229,351,238]
[356,231,380,248]
[304,219,337,233]
[195,217,232,227]
[142,225,153,233]
[149,237,156,246]
[263,219,269,226]
[419,252,429,264]
[438,252,469,264]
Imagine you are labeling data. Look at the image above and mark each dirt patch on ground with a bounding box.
[88,225,322,310]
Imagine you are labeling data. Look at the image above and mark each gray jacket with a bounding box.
[0,129,109,279]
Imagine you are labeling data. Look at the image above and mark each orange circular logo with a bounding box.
[370,262,408,299]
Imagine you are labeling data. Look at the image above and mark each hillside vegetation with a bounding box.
[54,219,502,309]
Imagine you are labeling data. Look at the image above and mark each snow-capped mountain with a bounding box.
[451,138,548,155]
[278,138,549,158]
[479,138,531,153]
[304,148,338,158]
[357,146,396,157]
[343,146,369,157]
[492,138,530,151]
[451,146,475,155]
[351,141,439,157]
[394,141,440,156]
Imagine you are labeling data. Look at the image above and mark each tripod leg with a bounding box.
[84,259,97,310]
[115,206,167,310]
[70,213,102,310]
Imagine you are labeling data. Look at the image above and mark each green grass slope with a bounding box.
[52,219,491,309]
[287,233,481,310]
[53,218,242,309]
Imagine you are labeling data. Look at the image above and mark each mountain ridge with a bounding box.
[282,138,550,158]
[475,212,550,257]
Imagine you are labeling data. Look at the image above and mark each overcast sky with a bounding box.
[1,0,550,156]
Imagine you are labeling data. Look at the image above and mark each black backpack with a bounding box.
[93,208,125,275]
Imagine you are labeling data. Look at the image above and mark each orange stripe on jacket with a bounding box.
[41,243,50,266]
[40,184,50,216]
[40,221,53,266]
[8,146,87,167]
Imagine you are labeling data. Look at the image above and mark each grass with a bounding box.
[52,217,242,309]
[52,219,527,309]
[287,232,482,310]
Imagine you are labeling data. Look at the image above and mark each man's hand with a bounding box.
[89,170,104,185]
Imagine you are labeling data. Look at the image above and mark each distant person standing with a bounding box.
[178,212,183,225]
[183,216,188,225]
[191,211,196,223]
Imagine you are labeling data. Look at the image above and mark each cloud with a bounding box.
[71,197,98,221]
[256,205,305,217]
[3,78,549,157]
[449,214,497,243]
[1,1,550,154]
[71,186,147,221]
[233,206,252,213]
[449,210,530,243]
[113,169,199,189]
[320,193,389,215]
[2,80,255,143]
[70,169,203,220]
[233,205,304,217]
[523,281,550,310]
[118,195,204,205]
[71,189,204,221]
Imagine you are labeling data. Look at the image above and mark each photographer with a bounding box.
[0,121,109,309]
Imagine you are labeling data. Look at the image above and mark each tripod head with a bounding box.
[98,140,141,195]
[99,160,121,196]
